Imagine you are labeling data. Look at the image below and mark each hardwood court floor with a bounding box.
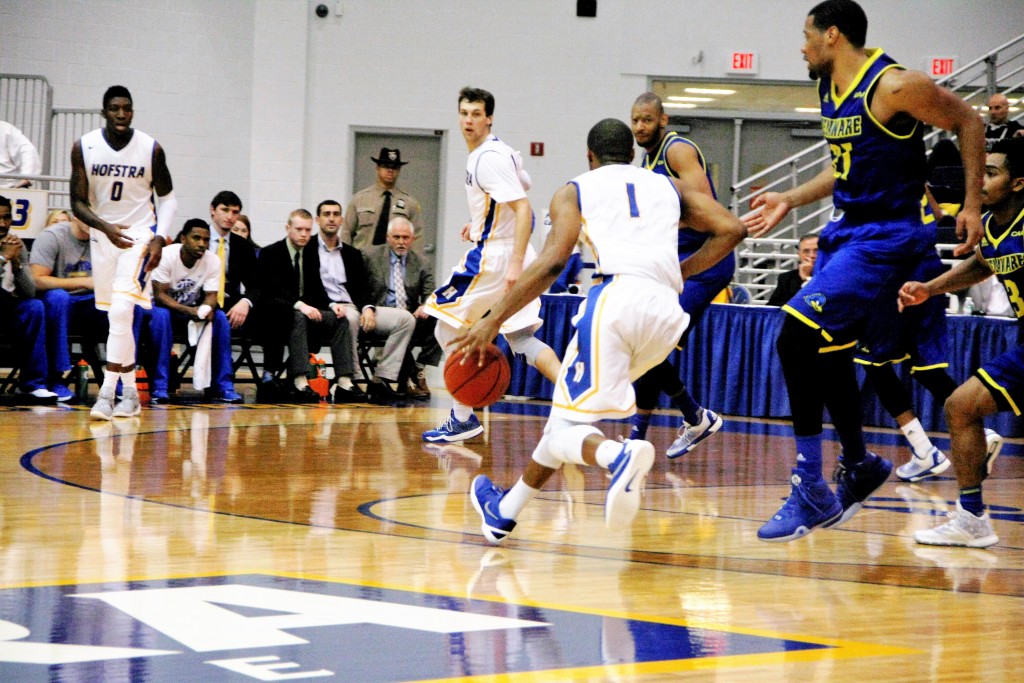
[1,395,1022,682]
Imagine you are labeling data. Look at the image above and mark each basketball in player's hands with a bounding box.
[443,343,511,408]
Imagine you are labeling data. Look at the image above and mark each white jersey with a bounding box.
[465,135,528,242]
[151,244,220,307]
[80,127,156,231]
[571,164,683,293]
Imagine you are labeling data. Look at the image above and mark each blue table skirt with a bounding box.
[508,295,1023,437]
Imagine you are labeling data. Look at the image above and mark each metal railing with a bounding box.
[731,33,1024,303]
[0,75,52,175]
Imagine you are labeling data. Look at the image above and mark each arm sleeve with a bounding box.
[155,191,177,240]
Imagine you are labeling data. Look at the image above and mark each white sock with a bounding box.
[120,371,136,391]
[101,371,119,393]
[453,403,473,422]
[337,376,354,390]
[901,418,933,457]
[595,440,624,469]
[294,376,309,391]
[498,479,540,520]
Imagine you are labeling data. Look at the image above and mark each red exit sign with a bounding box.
[728,51,758,74]
[929,56,957,77]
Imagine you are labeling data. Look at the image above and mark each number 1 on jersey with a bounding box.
[626,183,639,217]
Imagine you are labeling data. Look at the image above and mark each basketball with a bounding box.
[443,343,511,408]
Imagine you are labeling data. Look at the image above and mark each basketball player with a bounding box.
[453,118,745,543]
[422,86,561,442]
[898,137,1024,547]
[743,0,985,541]
[628,92,733,457]
[70,85,177,419]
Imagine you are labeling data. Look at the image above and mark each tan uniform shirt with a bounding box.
[342,182,423,252]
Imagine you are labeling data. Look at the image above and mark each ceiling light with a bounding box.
[663,103,698,109]
[684,88,736,95]
[668,96,714,102]
[795,107,820,113]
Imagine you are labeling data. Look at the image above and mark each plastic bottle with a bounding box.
[962,296,975,315]
[74,359,90,402]
[135,366,150,403]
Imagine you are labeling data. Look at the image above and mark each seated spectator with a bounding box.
[207,191,257,331]
[767,234,818,307]
[985,93,1023,152]
[148,219,242,404]
[315,200,413,404]
[250,207,365,404]
[0,121,42,188]
[0,194,55,400]
[46,210,71,227]
[29,214,109,401]
[231,213,260,251]
[362,216,438,399]
[967,274,1014,318]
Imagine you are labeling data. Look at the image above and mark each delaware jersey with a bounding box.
[570,164,683,293]
[820,48,926,216]
[80,128,156,231]
[978,206,1024,324]
[465,135,528,243]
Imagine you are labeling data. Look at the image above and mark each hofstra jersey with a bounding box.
[570,164,684,293]
[640,131,718,259]
[978,206,1024,323]
[81,127,156,231]
[819,48,926,216]
[464,135,528,243]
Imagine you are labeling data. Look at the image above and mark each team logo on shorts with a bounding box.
[804,292,826,313]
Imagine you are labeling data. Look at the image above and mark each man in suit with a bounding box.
[250,208,364,403]
[362,216,441,399]
[207,190,257,329]
[767,234,818,307]
[316,200,413,404]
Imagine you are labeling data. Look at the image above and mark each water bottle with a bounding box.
[74,359,90,402]
[962,296,975,315]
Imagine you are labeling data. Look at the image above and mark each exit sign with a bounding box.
[928,56,958,77]
[728,51,759,75]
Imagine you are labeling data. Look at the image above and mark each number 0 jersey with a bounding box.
[80,128,156,231]
[570,163,683,293]
[819,48,926,217]
[978,206,1024,324]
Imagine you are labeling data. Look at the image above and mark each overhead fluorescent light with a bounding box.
[668,96,714,102]
[684,87,736,95]
[794,107,820,113]
[663,103,698,109]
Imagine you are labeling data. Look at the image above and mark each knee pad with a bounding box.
[506,329,548,366]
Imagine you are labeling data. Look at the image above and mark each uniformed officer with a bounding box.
[342,147,424,253]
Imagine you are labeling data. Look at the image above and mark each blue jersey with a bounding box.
[979,206,1024,324]
[640,132,734,285]
[819,49,926,217]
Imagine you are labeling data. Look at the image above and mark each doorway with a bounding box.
[352,130,444,273]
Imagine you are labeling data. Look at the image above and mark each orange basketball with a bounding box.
[444,343,511,408]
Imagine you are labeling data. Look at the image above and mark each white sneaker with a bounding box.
[984,428,1003,476]
[914,502,998,548]
[666,408,723,459]
[90,388,116,421]
[112,387,142,418]
[896,446,950,482]
[605,440,655,531]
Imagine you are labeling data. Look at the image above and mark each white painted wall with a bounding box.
[2,0,1021,270]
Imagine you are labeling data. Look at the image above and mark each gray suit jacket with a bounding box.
[362,244,433,312]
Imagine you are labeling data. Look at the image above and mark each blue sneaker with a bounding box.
[49,383,74,403]
[758,470,842,542]
[423,410,483,442]
[469,475,517,544]
[605,440,655,531]
[825,452,893,528]
[666,408,722,459]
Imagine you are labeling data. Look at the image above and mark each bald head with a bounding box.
[988,93,1011,125]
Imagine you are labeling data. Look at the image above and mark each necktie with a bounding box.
[293,250,303,297]
[216,236,226,308]
[372,190,392,245]
[392,256,407,311]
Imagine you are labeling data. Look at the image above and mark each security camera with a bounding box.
[315,4,329,18]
